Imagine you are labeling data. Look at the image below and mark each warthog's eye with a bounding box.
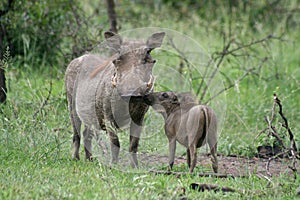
[146,48,153,54]
[143,53,152,64]
[162,92,169,98]
[173,96,178,102]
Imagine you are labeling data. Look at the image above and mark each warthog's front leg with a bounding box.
[168,138,176,170]
[73,133,80,160]
[129,121,142,168]
[108,130,120,165]
[186,148,191,168]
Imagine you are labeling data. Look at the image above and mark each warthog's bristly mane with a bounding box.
[90,54,118,78]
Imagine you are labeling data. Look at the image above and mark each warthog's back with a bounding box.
[187,105,218,148]
[65,54,111,128]
[166,104,217,148]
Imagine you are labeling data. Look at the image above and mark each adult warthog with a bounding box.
[144,91,218,173]
[65,31,165,167]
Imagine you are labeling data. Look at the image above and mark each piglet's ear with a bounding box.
[104,31,122,52]
[146,32,165,49]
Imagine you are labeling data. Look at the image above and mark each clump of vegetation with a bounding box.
[0,0,299,199]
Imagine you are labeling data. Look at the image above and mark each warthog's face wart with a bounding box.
[105,31,165,98]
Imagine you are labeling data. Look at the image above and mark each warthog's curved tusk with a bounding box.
[111,73,117,87]
[147,75,155,90]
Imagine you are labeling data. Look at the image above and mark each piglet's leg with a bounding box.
[210,142,218,173]
[168,139,176,170]
[189,144,197,173]
[186,148,191,168]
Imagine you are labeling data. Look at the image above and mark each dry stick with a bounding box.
[148,170,246,179]
[196,58,213,96]
[204,57,267,104]
[263,93,286,149]
[32,80,52,119]
[288,149,297,174]
[199,34,278,102]
[266,148,292,176]
[167,37,194,90]
[190,183,236,193]
[197,32,227,97]
[200,38,231,102]
[254,128,269,140]
[273,94,298,152]
[265,116,286,149]
[256,173,273,186]
[263,94,299,177]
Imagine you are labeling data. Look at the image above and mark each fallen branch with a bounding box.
[148,170,247,179]
[273,94,298,152]
[190,183,236,193]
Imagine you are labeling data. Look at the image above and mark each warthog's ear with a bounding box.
[146,32,165,49]
[104,31,122,52]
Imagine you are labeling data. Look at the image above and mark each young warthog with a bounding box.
[65,31,165,167]
[144,91,218,173]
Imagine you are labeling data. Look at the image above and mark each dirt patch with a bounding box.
[139,153,298,177]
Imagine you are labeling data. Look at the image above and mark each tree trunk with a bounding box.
[106,0,118,33]
[0,67,6,104]
[0,0,13,104]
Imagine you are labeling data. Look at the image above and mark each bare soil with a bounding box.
[139,153,299,177]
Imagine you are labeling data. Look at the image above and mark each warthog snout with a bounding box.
[119,75,155,99]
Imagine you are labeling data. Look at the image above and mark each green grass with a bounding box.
[1,1,300,199]
[1,47,299,199]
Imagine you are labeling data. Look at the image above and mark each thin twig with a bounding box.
[200,37,232,101]
[204,57,267,104]
[32,80,52,119]
[266,148,292,175]
[199,34,281,102]
[254,128,269,140]
[167,37,194,90]
[265,116,286,149]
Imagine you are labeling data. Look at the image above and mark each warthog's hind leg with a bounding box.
[71,110,81,160]
[186,148,191,168]
[210,142,218,173]
[168,139,176,170]
[189,145,197,173]
[83,126,93,160]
